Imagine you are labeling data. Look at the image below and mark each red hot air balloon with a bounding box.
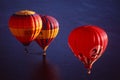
[35,15,59,55]
[68,25,108,74]
[8,10,42,52]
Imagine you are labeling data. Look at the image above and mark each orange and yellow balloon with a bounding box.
[8,10,42,46]
[35,15,59,55]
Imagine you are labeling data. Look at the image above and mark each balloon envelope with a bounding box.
[35,15,59,53]
[68,25,108,74]
[8,10,42,46]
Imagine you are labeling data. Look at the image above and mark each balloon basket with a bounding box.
[43,50,46,56]
[43,47,47,56]
[24,46,29,55]
[42,54,46,63]
[87,68,91,74]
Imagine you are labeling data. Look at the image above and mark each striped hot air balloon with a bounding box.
[8,10,42,46]
[35,15,59,55]
[8,10,42,52]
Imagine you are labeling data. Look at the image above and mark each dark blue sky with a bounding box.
[0,0,120,80]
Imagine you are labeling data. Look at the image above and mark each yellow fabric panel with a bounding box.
[37,28,59,39]
[9,27,40,37]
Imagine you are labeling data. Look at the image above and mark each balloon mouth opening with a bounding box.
[84,63,93,74]
[83,67,91,74]
[23,43,30,46]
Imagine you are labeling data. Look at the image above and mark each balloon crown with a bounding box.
[15,10,35,15]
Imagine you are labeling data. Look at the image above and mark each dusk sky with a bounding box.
[0,0,120,80]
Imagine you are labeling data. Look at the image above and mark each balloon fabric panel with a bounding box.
[88,26,108,53]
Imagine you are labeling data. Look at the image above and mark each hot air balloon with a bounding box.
[68,25,108,74]
[8,10,42,53]
[35,15,59,55]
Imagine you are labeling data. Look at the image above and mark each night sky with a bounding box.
[0,0,120,80]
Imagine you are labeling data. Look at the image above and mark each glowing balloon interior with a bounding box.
[8,10,42,46]
[35,15,59,55]
[68,25,108,74]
